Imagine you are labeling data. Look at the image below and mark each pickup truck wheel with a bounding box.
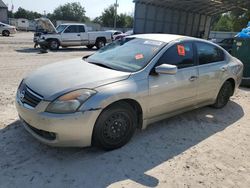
[49,40,60,50]
[86,45,94,49]
[2,30,10,37]
[96,39,105,49]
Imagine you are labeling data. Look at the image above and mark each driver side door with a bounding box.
[61,25,81,46]
[148,42,198,118]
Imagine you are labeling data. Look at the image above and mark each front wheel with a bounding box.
[2,30,10,37]
[212,81,233,109]
[92,102,137,150]
[49,39,60,50]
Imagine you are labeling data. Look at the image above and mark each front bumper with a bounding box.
[15,98,102,147]
[9,30,17,34]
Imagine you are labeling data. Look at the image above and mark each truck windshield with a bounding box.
[86,38,166,72]
[56,25,67,33]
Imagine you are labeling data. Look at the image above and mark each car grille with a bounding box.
[19,83,43,108]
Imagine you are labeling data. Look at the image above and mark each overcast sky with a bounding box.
[3,0,135,18]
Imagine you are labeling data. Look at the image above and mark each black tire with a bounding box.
[92,102,137,150]
[212,81,233,109]
[49,39,60,50]
[2,30,10,37]
[86,45,94,49]
[95,39,106,49]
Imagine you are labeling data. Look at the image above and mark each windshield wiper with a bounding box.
[88,62,115,70]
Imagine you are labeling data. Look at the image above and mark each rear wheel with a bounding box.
[92,102,137,150]
[86,45,94,49]
[95,39,106,49]
[2,30,10,37]
[212,81,233,109]
[49,39,60,50]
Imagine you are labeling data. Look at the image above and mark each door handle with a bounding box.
[189,76,198,82]
[77,34,81,36]
[221,67,227,72]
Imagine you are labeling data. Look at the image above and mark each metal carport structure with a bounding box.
[133,0,250,39]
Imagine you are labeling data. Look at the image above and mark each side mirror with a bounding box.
[155,64,177,75]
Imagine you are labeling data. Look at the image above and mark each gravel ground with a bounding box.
[0,32,250,188]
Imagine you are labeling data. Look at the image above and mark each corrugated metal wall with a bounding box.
[134,2,212,39]
[0,8,8,23]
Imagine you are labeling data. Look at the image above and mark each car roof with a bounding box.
[60,23,85,26]
[128,33,223,46]
[129,33,188,43]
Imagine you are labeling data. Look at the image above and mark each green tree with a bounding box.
[213,14,233,31]
[14,7,42,20]
[49,2,88,22]
[124,14,133,28]
[7,10,14,18]
[212,8,250,32]
[230,10,250,31]
[93,5,134,28]
[99,5,116,27]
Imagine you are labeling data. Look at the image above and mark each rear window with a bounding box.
[196,42,225,65]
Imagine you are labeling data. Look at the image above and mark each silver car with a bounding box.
[0,22,16,36]
[16,34,243,150]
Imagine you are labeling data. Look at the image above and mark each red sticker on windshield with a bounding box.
[135,54,144,60]
[177,45,186,56]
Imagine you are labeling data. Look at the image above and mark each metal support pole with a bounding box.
[114,0,118,29]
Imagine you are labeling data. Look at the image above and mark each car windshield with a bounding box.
[0,22,7,26]
[86,38,165,72]
[56,25,67,33]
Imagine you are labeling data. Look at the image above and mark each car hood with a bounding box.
[35,18,57,33]
[25,58,131,100]
[5,25,15,29]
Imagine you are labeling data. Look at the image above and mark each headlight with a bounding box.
[46,89,96,114]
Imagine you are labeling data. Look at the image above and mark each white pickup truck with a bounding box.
[34,18,112,50]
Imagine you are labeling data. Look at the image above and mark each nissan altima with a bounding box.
[16,34,243,150]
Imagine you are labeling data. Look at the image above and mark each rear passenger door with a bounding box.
[195,42,227,104]
[61,25,81,46]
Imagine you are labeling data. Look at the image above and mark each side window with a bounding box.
[157,42,195,69]
[196,42,225,65]
[79,25,85,33]
[64,25,78,33]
